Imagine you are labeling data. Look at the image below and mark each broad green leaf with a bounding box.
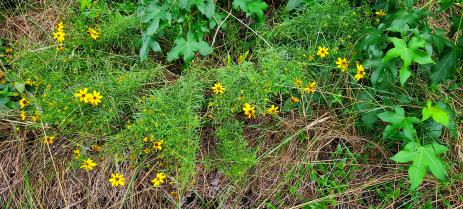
[0,97,9,105]
[140,35,161,62]
[438,0,454,11]
[197,0,215,18]
[232,0,268,23]
[424,143,448,155]
[430,47,460,84]
[422,103,449,126]
[356,92,380,128]
[408,165,426,190]
[377,107,419,140]
[390,149,415,163]
[423,120,443,139]
[286,0,302,11]
[377,111,402,124]
[167,32,213,62]
[79,0,92,10]
[14,82,25,93]
[421,149,447,180]
[382,37,435,86]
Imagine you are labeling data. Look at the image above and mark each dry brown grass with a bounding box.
[0,0,74,45]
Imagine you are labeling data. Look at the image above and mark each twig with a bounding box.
[211,9,232,47]
[218,7,272,48]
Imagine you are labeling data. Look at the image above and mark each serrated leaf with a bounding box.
[382,37,435,86]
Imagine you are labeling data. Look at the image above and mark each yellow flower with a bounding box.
[143,136,149,142]
[304,81,317,94]
[152,140,164,150]
[53,31,65,42]
[91,144,102,152]
[267,105,279,115]
[143,148,151,154]
[375,10,386,17]
[73,149,81,158]
[354,63,366,81]
[80,158,97,171]
[242,103,255,119]
[88,90,103,106]
[211,82,225,94]
[5,48,12,53]
[294,78,303,88]
[109,173,125,187]
[74,88,90,103]
[56,43,64,51]
[290,96,300,103]
[43,136,55,145]
[87,28,100,40]
[316,46,329,58]
[20,111,27,121]
[19,97,30,109]
[55,22,64,31]
[151,172,167,187]
[335,57,349,72]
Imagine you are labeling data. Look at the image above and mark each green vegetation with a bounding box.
[1,0,462,208]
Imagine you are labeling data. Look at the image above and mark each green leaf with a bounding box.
[424,143,448,155]
[408,165,426,190]
[167,32,213,62]
[390,149,415,163]
[79,0,92,10]
[422,103,449,126]
[438,0,454,11]
[233,0,268,23]
[391,142,448,190]
[14,82,25,93]
[140,35,161,62]
[377,106,419,140]
[286,0,302,11]
[382,37,435,86]
[180,0,216,18]
[430,47,460,84]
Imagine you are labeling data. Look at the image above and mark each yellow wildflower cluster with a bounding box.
[143,136,164,154]
[53,22,65,51]
[87,28,100,40]
[74,88,103,106]
[43,136,55,145]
